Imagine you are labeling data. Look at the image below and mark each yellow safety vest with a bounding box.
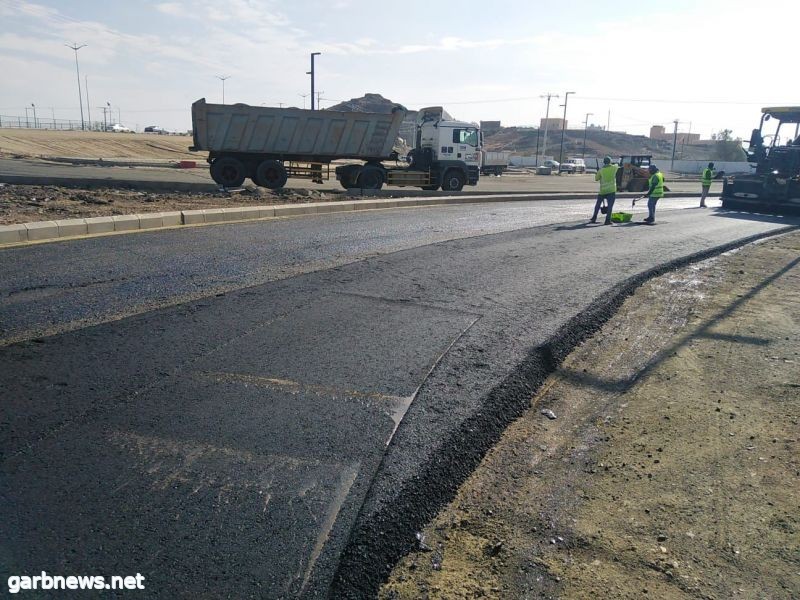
[596,164,619,195]
[702,168,713,186]
[650,172,665,198]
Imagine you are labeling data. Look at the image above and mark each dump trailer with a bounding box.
[190,99,480,191]
[721,106,800,215]
[480,151,511,175]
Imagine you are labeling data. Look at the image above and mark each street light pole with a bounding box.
[85,76,92,129]
[216,75,230,104]
[31,103,37,129]
[309,52,321,110]
[65,43,87,130]
[540,93,558,164]
[582,112,593,158]
[671,119,679,171]
[299,93,308,109]
[558,91,575,168]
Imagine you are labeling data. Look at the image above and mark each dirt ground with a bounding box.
[0,184,351,225]
[0,129,199,160]
[382,232,800,599]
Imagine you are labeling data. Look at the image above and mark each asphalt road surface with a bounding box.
[0,156,705,194]
[1,199,795,598]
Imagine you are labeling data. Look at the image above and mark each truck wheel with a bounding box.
[254,159,288,189]
[357,165,384,190]
[210,157,246,188]
[441,169,465,192]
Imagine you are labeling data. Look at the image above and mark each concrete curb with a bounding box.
[0,192,720,247]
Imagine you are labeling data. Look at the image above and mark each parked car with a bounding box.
[144,125,164,133]
[107,123,133,133]
[559,157,586,174]
[542,159,560,170]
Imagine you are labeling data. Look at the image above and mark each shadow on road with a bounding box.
[555,253,800,394]
[711,208,800,225]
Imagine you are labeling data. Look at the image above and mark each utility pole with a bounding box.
[299,93,308,109]
[582,112,593,158]
[540,93,558,163]
[534,127,541,167]
[216,75,230,104]
[315,91,324,110]
[558,91,575,167]
[308,52,321,110]
[671,119,679,171]
[607,108,610,131]
[31,103,37,128]
[65,43,87,130]
[85,75,92,129]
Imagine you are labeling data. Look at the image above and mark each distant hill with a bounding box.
[326,95,714,160]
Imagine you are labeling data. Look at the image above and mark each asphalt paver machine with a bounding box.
[722,106,800,215]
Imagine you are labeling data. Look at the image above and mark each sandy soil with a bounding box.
[0,184,350,225]
[0,129,201,161]
[382,232,800,599]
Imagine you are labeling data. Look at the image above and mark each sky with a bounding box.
[1,0,798,139]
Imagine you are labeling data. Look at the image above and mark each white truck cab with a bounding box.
[410,106,481,190]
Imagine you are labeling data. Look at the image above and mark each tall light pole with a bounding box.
[216,75,230,104]
[582,112,593,158]
[85,75,92,129]
[65,43,87,130]
[299,93,308,109]
[558,91,575,167]
[315,91,324,110]
[671,119,679,171]
[309,52,321,110]
[540,93,558,164]
[31,103,37,129]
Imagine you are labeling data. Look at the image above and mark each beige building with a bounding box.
[650,124,700,144]
[540,118,566,131]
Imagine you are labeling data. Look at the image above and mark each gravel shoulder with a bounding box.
[0,184,347,224]
[381,232,800,599]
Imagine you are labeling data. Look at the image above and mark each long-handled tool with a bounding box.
[631,195,646,207]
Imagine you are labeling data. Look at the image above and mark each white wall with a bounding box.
[669,160,754,174]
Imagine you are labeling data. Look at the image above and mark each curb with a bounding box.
[0,192,720,248]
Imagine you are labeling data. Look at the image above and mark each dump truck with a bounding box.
[190,99,481,191]
[721,106,800,215]
[480,151,511,176]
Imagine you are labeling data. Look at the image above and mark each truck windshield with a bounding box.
[454,128,479,147]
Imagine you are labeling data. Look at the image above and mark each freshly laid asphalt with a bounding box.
[0,197,796,598]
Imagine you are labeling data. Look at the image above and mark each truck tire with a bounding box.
[441,169,465,192]
[357,165,384,190]
[254,159,288,189]
[210,156,246,188]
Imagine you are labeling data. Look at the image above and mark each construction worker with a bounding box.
[700,161,715,207]
[591,156,619,225]
[644,164,665,224]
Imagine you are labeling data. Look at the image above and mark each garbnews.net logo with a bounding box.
[7,572,145,593]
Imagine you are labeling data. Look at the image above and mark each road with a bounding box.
[1,199,795,598]
[0,156,706,195]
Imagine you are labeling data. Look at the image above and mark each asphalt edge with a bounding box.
[326,224,799,599]
[0,192,717,248]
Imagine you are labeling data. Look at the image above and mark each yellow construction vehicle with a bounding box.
[616,155,653,192]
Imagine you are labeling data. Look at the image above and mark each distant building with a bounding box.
[480,120,502,136]
[540,118,566,130]
[650,124,701,144]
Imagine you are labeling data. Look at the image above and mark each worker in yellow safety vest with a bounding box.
[591,156,619,225]
[644,164,665,224]
[700,161,714,207]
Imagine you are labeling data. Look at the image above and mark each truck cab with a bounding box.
[409,107,481,190]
